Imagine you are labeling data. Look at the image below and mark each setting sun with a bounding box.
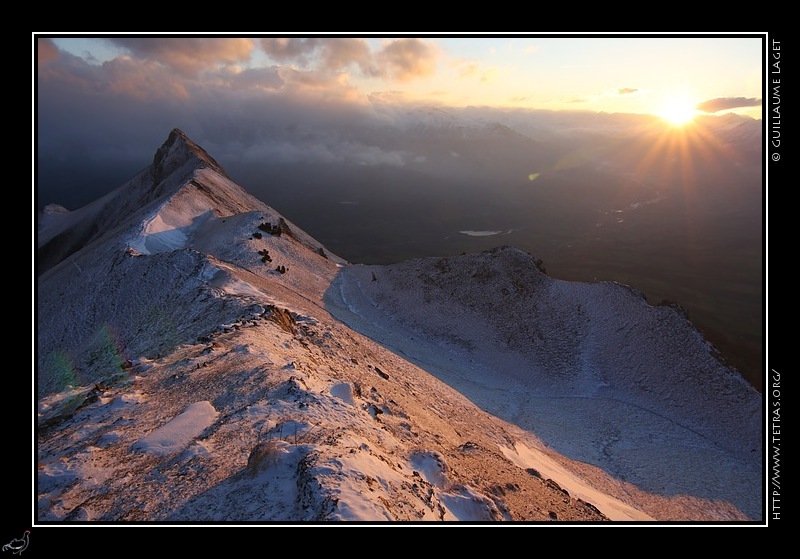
[657,96,699,126]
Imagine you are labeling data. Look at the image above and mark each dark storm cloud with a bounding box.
[37,48,193,159]
[36,39,384,209]
[695,97,762,113]
[35,37,434,211]
[36,43,197,207]
[109,37,255,75]
[618,87,637,94]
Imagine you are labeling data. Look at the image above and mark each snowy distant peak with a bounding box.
[42,203,70,215]
[37,204,70,233]
[38,130,263,275]
[406,106,462,129]
[152,128,227,186]
[145,128,257,216]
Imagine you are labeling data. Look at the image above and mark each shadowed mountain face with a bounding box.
[324,248,762,519]
[36,129,762,523]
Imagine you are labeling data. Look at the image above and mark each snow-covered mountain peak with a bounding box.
[38,128,343,276]
[152,128,227,186]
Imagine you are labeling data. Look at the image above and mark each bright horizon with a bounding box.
[39,34,763,120]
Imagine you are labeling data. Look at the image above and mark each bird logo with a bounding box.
[2,531,29,555]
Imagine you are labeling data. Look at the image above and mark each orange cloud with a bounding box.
[376,39,437,82]
[37,38,59,66]
[37,47,192,100]
[103,56,191,99]
[319,38,375,75]
[226,66,284,91]
[109,38,255,75]
[260,38,373,73]
[278,67,364,103]
[696,97,762,113]
[260,38,319,64]
[259,37,437,82]
[278,67,345,88]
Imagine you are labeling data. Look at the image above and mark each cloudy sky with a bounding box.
[34,33,764,207]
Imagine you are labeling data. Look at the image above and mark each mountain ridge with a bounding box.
[37,129,344,396]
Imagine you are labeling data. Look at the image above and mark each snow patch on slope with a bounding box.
[129,192,215,255]
[499,442,653,521]
[131,401,219,456]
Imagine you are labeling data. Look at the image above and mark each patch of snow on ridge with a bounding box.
[130,211,191,254]
[319,451,411,521]
[130,206,217,255]
[128,182,220,254]
[329,382,355,405]
[439,486,505,521]
[131,401,218,456]
[499,442,653,521]
[410,450,450,488]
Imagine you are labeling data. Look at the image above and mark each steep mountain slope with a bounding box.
[324,248,762,520]
[36,129,762,523]
[37,304,621,522]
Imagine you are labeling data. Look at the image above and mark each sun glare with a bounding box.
[657,96,698,127]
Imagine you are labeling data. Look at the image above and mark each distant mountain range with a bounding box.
[36,129,762,523]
